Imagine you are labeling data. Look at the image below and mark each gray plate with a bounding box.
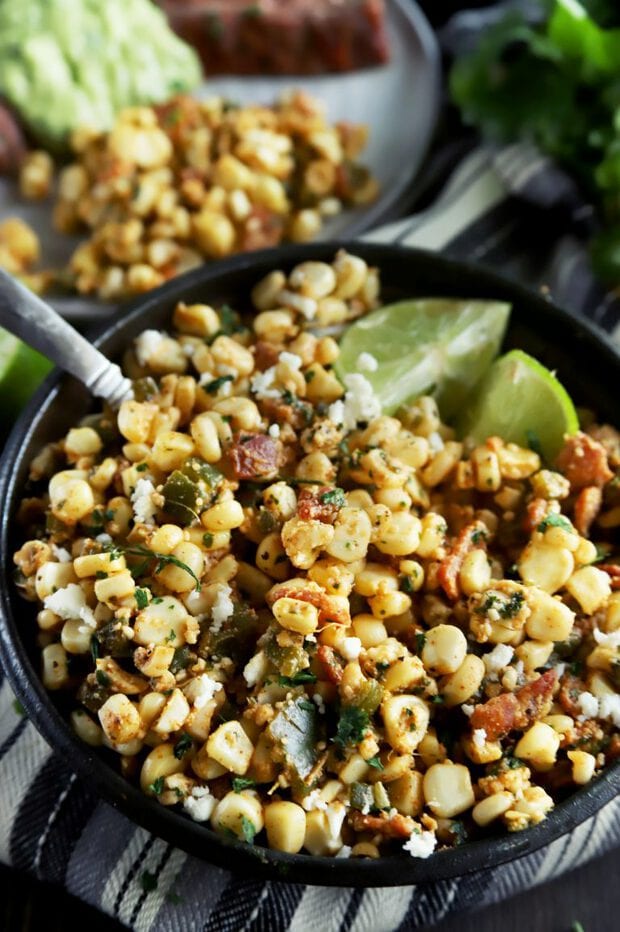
[0,0,440,322]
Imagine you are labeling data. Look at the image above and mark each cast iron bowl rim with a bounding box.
[1,242,620,888]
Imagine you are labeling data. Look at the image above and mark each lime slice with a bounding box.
[335,299,511,420]
[0,327,52,427]
[455,349,579,461]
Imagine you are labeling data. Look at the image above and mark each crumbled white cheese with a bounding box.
[483,643,514,675]
[278,351,303,371]
[302,789,328,812]
[211,583,234,632]
[599,694,620,728]
[243,651,268,688]
[324,802,346,851]
[183,787,216,822]
[403,829,437,859]
[250,366,280,399]
[131,478,157,525]
[135,330,165,366]
[356,352,378,373]
[186,673,223,709]
[327,399,345,426]
[593,627,620,649]
[96,533,112,545]
[335,845,352,859]
[340,636,362,661]
[278,289,318,320]
[577,691,599,721]
[44,584,95,627]
[461,703,475,718]
[472,728,487,749]
[554,662,567,679]
[341,373,382,432]
[51,544,71,563]
[312,693,326,715]
[268,423,281,439]
[427,431,445,453]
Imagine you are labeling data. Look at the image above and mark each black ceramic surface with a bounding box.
[1,243,619,887]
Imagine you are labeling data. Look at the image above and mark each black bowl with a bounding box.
[2,243,620,887]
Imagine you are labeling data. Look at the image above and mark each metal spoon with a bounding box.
[0,268,132,407]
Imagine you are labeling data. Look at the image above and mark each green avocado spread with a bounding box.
[0,0,201,148]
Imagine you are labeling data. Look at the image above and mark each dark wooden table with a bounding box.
[0,844,617,930]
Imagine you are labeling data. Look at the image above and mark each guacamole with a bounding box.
[0,0,201,148]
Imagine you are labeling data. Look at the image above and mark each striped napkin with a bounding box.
[3,142,620,932]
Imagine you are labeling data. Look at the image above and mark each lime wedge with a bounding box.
[455,349,579,461]
[0,327,52,427]
[335,299,511,419]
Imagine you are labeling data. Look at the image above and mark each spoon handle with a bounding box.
[0,269,132,407]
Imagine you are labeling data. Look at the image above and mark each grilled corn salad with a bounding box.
[13,251,620,860]
[10,92,377,300]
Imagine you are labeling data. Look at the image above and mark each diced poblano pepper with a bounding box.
[268,696,318,782]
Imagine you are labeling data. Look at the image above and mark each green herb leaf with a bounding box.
[95,669,110,687]
[366,755,384,770]
[232,776,257,792]
[90,636,100,662]
[148,776,165,796]
[334,706,370,749]
[204,375,235,395]
[415,633,426,653]
[538,514,573,533]
[203,533,214,547]
[278,672,318,686]
[173,733,193,760]
[241,815,257,844]
[319,488,346,507]
[135,588,149,610]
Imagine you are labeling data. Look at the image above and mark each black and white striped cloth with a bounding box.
[3,142,620,931]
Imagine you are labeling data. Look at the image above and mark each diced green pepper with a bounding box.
[132,377,159,402]
[263,626,310,678]
[268,696,318,782]
[182,457,223,491]
[355,679,384,714]
[199,601,262,666]
[350,782,374,812]
[93,620,132,658]
[162,470,200,525]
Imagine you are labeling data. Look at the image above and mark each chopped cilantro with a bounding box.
[148,776,165,796]
[173,733,193,760]
[278,672,318,686]
[537,514,572,533]
[366,755,384,771]
[305,369,316,383]
[204,375,235,395]
[569,660,583,676]
[498,592,525,619]
[298,699,316,713]
[90,636,100,662]
[241,815,257,844]
[334,706,369,748]
[95,669,110,687]
[203,533,214,547]
[320,488,346,507]
[136,462,149,472]
[401,576,415,593]
[135,588,149,610]
[415,633,426,653]
[431,694,445,704]
[167,629,177,643]
[95,570,108,580]
[471,528,488,545]
[232,776,257,793]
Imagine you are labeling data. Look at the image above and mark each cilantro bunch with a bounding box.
[450,0,620,281]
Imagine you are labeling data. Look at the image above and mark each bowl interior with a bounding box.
[2,242,620,887]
